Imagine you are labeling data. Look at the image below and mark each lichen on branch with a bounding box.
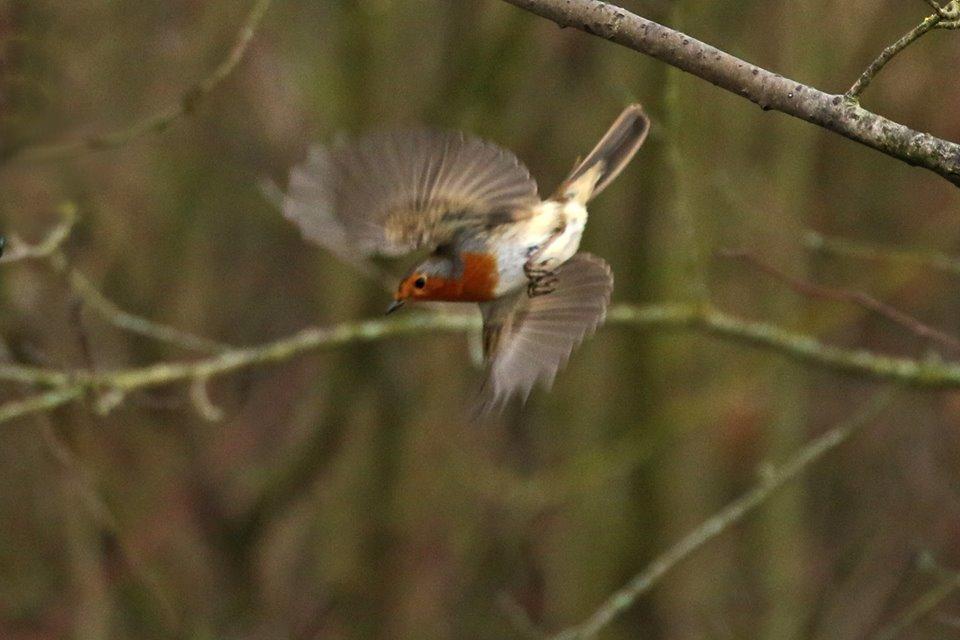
[499,0,960,187]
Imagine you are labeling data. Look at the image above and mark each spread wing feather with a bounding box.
[477,253,613,414]
[281,129,540,257]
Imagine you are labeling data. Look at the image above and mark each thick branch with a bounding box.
[499,0,960,187]
[5,0,272,164]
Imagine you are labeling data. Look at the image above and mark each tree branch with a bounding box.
[803,230,960,278]
[846,10,944,99]
[53,252,232,354]
[4,0,272,164]
[0,202,77,263]
[720,248,960,354]
[875,554,960,640]
[1,204,230,354]
[549,391,894,640]
[498,0,960,187]
[1,303,959,424]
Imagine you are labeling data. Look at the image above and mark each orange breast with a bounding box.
[426,252,499,302]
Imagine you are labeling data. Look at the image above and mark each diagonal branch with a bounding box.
[549,391,895,640]
[498,0,960,187]
[720,249,960,354]
[4,0,272,164]
[875,554,960,640]
[1,204,230,354]
[846,9,944,99]
[53,253,232,354]
[803,230,960,278]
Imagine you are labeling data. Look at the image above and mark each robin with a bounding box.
[278,104,650,413]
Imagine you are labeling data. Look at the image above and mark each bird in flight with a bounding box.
[278,104,650,413]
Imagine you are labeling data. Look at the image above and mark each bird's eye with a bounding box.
[413,276,427,289]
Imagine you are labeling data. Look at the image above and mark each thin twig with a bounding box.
[0,202,77,263]
[803,231,960,278]
[497,0,960,187]
[53,253,232,354]
[498,593,549,640]
[0,386,85,423]
[6,0,272,164]
[875,558,960,640]
[923,0,945,15]
[38,419,180,632]
[1,303,960,425]
[1,204,230,354]
[550,391,895,640]
[720,249,960,354]
[846,11,944,100]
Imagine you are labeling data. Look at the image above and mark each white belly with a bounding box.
[492,200,588,296]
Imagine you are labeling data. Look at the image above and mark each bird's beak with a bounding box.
[385,299,405,315]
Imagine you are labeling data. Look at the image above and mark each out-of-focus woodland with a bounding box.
[1,1,960,639]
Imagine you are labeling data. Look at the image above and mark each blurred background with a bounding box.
[2,1,960,638]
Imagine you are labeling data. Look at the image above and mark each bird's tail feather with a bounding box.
[554,103,650,205]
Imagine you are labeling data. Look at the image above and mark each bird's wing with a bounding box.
[477,253,613,414]
[280,129,541,257]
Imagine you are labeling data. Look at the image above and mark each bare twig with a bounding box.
[875,555,960,640]
[189,376,224,422]
[550,391,895,640]
[720,249,960,354]
[498,593,549,640]
[0,386,85,423]
[497,0,960,187]
[803,231,960,278]
[39,419,180,632]
[6,0,272,164]
[53,253,232,354]
[0,202,77,263]
[1,303,960,425]
[1,204,230,354]
[846,11,944,100]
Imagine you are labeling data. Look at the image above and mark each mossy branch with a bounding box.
[498,0,960,187]
[4,0,272,164]
[846,6,952,100]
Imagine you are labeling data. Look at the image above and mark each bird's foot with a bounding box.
[525,257,561,297]
[526,269,558,297]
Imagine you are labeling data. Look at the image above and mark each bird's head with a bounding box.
[386,256,456,313]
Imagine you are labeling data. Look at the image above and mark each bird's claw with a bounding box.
[526,271,558,297]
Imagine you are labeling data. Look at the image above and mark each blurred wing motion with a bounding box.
[555,103,650,205]
[478,253,613,413]
[281,129,540,257]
